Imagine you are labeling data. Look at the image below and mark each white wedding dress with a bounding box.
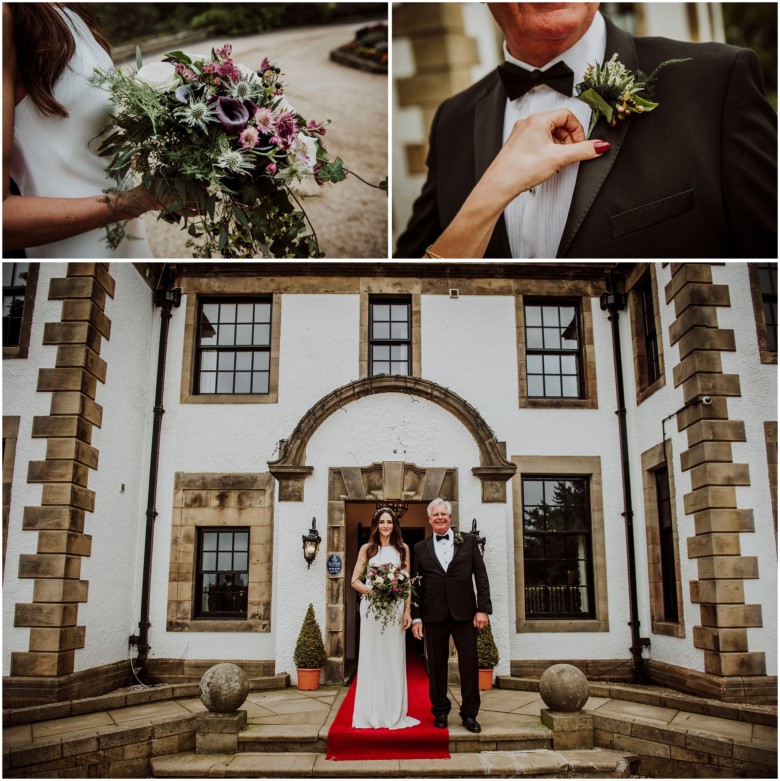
[9,7,150,258]
[352,546,420,730]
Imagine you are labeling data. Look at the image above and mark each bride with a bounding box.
[2,3,182,258]
[350,507,420,730]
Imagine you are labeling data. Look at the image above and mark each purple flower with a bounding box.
[216,44,233,60]
[274,110,298,149]
[215,96,249,134]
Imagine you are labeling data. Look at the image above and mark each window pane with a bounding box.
[373,362,390,375]
[561,355,577,374]
[254,303,271,322]
[391,361,408,374]
[234,373,251,393]
[373,322,390,339]
[391,344,408,360]
[253,351,270,370]
[235,324,253,345]
[216,373,233,393]
[1,265,12,287]
[234,533,249,550]
[252,372,269,394]
[203,532,218,550]
[218,324,235,345]
[199,372,216,393]
[220,303,236,323]
[253,324,270,345]
[373,345,390,361]
[526,328,543,349]
[235,352,252,370]
[525,306,542,326]
[217,552,232,570]
[200,350,218,371]
[543,327,560,349]
[527,354,543,374]
[528,375,544,396]
[234,552,248,571]
[391,322,409,339]
[202,551,216,570]
[546,375,562,396]
[543,354,559,374]
[562,375,579,397]
[391,304,408,320]
[217,352,235,370]
[373,304,389,321]
[218,532,234,550]
[524,480,543,506]
[236,303,254,322]
[541,306,559,326]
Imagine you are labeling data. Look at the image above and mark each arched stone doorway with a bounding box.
[268,376,516,503]
[325,460,458,683]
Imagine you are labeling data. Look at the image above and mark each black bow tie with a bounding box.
[436,534,450,542]
[497,60,574,101]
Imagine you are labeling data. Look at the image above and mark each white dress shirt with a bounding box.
[434,530,455,571]
[501,12,607,259]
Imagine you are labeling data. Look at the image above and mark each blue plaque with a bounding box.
[326,554,343,576]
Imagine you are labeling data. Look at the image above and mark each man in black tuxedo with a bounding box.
[395,3,777,259]
[411,498,492,733]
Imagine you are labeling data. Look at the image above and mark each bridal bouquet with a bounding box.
[92,44,371,258]
[361,562,418,631]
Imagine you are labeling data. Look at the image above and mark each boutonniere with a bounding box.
[576,53,691,137]
[453,530,464,545]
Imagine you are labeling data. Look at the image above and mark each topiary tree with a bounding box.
[293,603,327,669]
[477,622,500,669]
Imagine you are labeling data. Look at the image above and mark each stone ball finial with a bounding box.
[199,663,249,713]
[539,663,589,712]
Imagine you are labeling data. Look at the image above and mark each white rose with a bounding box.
[136,61,179,93]
[289,133,319,172]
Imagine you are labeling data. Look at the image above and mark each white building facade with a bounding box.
[2,261,776,706]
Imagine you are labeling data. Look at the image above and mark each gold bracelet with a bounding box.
[424,245,443,259]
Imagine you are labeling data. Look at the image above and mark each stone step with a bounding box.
[235,719,553,754]
[151,748,639,778]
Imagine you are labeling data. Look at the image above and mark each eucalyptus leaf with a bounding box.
[135,45,143,70]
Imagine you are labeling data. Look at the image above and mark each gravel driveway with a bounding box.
[136,20,388,259]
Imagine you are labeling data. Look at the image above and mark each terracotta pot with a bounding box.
[297,668,321,691]
[478,668,494,691]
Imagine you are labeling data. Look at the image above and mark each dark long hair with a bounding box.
[11,3,111,118]
[365,507,406,564]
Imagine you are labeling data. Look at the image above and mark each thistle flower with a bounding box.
[175,98,217,132]
[216,139,255,175]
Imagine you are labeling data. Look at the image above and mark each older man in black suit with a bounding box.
[395,3,777,259]
[411,498,492,733]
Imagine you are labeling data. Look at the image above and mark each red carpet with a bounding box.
[326,653,450,760]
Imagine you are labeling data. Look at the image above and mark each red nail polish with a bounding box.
[594,141,611,154]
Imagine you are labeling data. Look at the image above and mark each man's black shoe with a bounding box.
[433,714,448,728]
[461,716,481,733]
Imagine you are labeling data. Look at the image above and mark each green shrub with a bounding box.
[477,622,499,669]
[293,604,327,669]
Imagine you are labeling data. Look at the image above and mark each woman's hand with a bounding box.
[425,108,609,259]
[402,608,412,630]
[479,108,609,210]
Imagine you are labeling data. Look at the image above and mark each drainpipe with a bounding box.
[600,270,650,684]
[129,274,182,679]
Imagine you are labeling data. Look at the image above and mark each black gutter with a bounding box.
[129,275,181,679]
[600,270,650,684]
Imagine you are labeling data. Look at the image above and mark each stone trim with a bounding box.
[325,460,458,683]
[626,263,666,404]
[765,421,777,545]
[269,376,515,503]
[3,416,20,576]
[166,472,274,633]
[514,280,600,410]
[510,658,633,681]
[511,456,609,634]
[748,263,778,365]
[11,264,113,682]
[665,263,766,685]
[640,442,685,638]
[179,286,281,404]
[2,262,39,360]
[359,290,422,378]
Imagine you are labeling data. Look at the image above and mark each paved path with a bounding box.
[131,20,388,259]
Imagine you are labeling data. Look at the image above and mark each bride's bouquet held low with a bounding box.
[360,562,420,632]
[91,44,386,258]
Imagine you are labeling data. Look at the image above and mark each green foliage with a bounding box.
[293,604,327,669]
[477,622,499,669]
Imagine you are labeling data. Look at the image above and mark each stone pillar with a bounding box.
[666,263,767,700]
[539,664,593,750]
[11,264,114,680]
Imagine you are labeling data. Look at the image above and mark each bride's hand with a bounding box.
[402,608,412,630]
[481,108,609,208]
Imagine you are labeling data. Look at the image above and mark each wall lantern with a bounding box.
[302,517,322,568]
[470,518,487,555]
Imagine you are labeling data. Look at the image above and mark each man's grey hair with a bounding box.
[427,497,452,516]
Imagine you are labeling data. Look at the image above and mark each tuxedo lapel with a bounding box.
[425,534,446,574]
[473,77,512,257]
[557,17,638,257]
